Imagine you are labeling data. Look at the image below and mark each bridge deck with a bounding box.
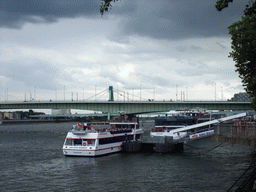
[0,101,251,114]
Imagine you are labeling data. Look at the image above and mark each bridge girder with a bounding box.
[0,101,252,114]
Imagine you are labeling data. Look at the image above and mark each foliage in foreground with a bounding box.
[216,0,256,109]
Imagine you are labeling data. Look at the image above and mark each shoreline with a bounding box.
[1,119,75,125]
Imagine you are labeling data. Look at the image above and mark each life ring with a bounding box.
[83,142,87,146]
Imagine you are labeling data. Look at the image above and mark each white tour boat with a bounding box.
[62,122,144,157]
[150,125,188,141]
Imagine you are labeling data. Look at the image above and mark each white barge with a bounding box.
[62,122,143,156]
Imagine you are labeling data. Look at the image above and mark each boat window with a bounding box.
[83,139,95,146]
[65,139,72,146]
[127,135,133,141]
[74,139,82,145]
[112,124,136,129]
[136,134,141,140]
[130,124,135,129]
[99,136,127,145]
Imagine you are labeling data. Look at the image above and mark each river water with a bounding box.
[0,122,255,191]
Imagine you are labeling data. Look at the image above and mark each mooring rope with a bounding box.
[202,142,224,155]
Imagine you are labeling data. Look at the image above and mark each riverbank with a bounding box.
[1,119,74,125]
[227,155,256,191]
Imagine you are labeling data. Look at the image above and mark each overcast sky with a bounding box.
[0,0,247,103]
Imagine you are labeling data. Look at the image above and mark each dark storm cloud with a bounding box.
[113,0,246,40]
[0,0,247,39]
[0,0,101,28]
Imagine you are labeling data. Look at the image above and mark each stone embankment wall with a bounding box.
[213,120,256,146]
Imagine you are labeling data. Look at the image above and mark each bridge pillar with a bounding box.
[108,86,114,101]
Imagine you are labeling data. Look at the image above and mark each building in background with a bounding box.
[0,110,45,120]
[229,92,252,102]
[51,109,71,115]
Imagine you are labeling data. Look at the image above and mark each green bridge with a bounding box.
[0,86,252,114]
[0,100,252,114]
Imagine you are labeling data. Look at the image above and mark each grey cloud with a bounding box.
[114,0,245,40]
[99,69,126,85]
[187,61,207,68]
[0,0,246,41]
[223,81,231,87]
[138,73,171,88]
[190,45,202,51]
[0,0,101,28]
[229,84,244,92]
[205,79,216,86]
[1,61,62,89]
[175,45,202,53]
[175,63,237,79]
[216,42,227,49]
[175,45,188,52]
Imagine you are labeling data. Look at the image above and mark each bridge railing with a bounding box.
[0,99,251,103]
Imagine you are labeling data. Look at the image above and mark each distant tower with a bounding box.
[108,86,114,101]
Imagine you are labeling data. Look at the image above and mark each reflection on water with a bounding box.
[0,123,255,191]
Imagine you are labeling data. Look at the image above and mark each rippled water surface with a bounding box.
[0,123,254,191]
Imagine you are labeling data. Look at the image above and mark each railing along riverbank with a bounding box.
[213,120,256,146]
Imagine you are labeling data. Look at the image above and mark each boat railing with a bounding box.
[110,128,132,134]
[93,127,133,134]
[71,122,141,134]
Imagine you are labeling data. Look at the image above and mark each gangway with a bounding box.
[171,112,247,142]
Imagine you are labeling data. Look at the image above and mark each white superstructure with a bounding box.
[150,125,187,140]
[62,122,143,156]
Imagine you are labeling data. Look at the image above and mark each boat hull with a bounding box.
[63,143,123,157]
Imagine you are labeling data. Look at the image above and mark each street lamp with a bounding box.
[140,85,142,101]
[186,87,188,101]
[176,84,178,101]
[29,90,31,101]
[215,83,216,101]
[34,87,36,101]
[117,85,119,101]
[153,87,155,101]
[64,86,66,101]
[95,85,97,101]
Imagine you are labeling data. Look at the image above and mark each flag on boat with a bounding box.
[77,123,83,127]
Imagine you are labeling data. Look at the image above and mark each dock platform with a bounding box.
[122,136,184,153]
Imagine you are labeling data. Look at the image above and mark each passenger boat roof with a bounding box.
[110,122,138,125]
[155,125,184,128]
